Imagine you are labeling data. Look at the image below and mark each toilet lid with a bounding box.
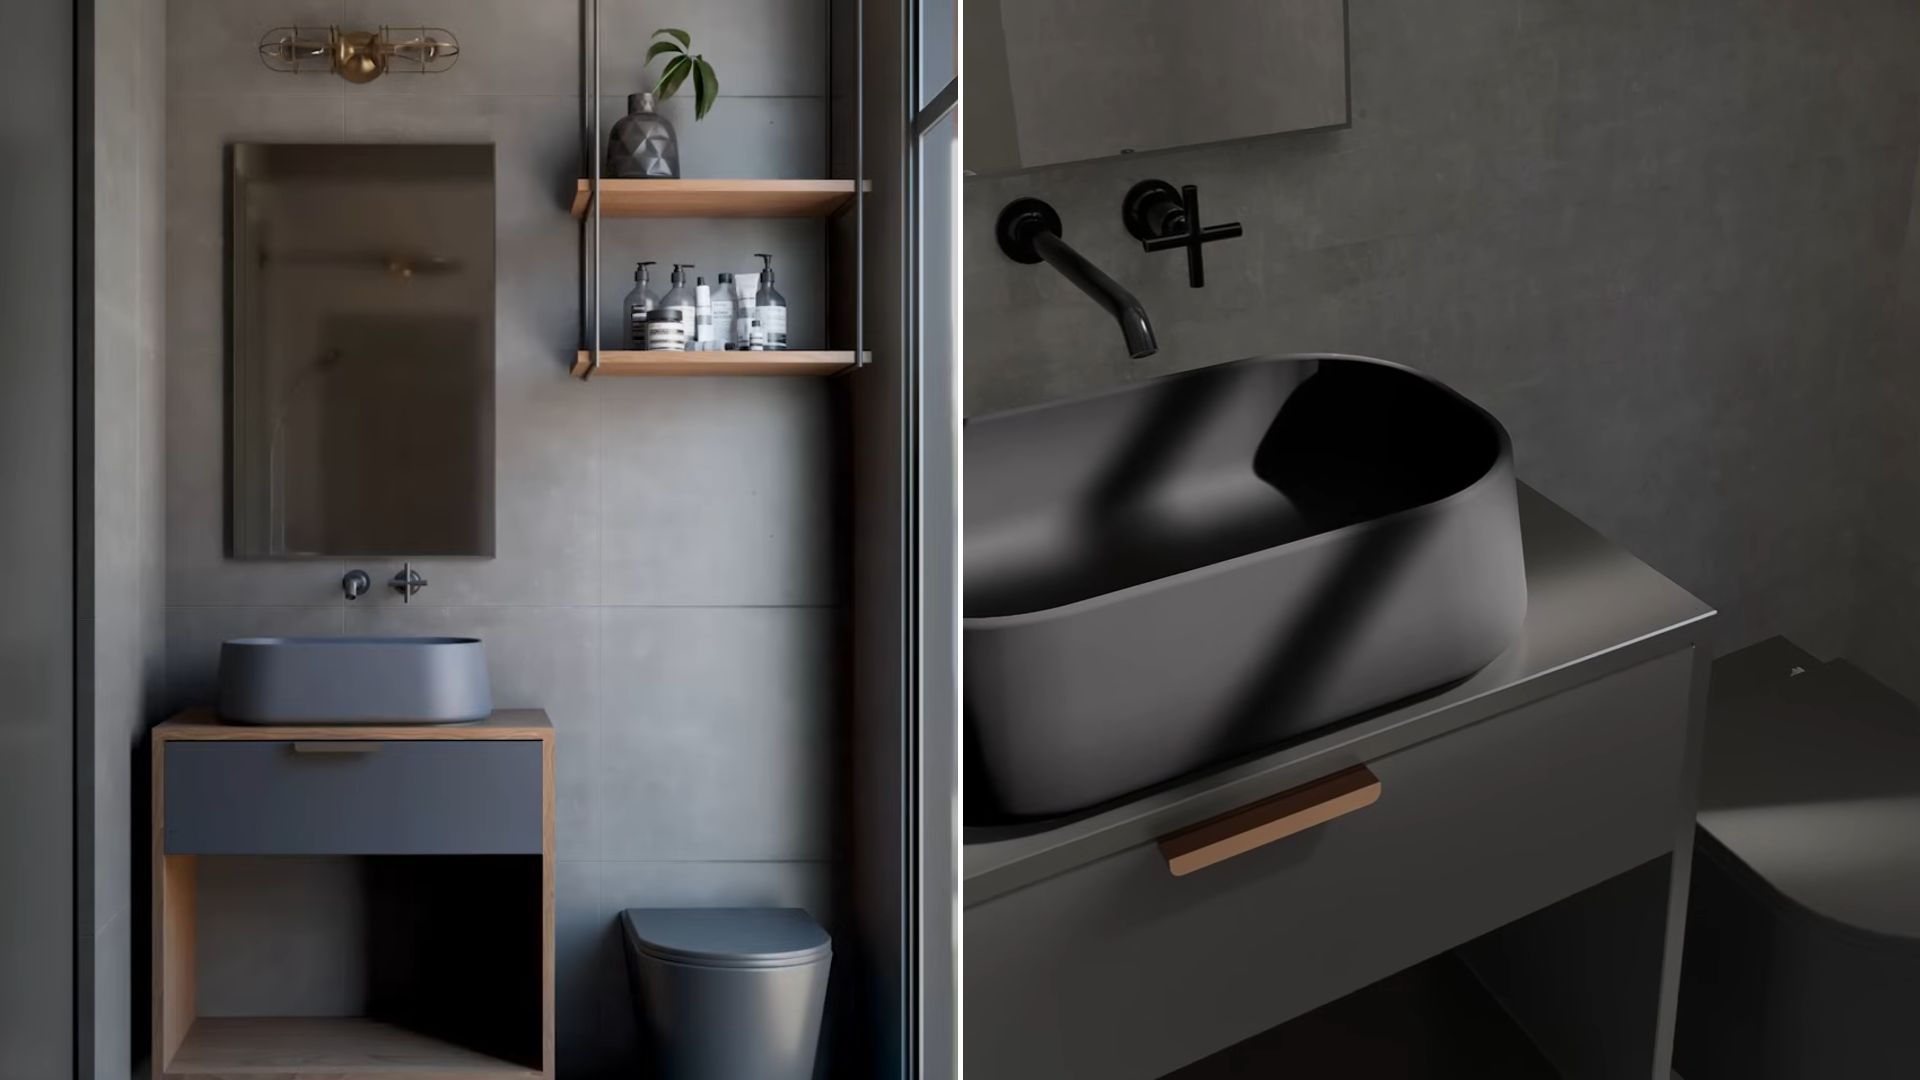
[621,907,832,969]
[1700,641,1920,942]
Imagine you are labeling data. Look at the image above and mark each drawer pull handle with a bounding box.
[290,741,383,754]
[1159,765,1381,877]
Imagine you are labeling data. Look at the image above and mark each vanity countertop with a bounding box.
[964,484,1715,904]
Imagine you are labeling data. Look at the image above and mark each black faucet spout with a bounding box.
[1029,231,1159,359]
[997,197,1158,359]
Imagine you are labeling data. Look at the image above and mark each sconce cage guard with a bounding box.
[259,25,461,82]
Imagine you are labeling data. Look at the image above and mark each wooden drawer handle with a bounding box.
[1159,765,1381,877]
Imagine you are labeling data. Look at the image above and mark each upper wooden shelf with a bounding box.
[571,178,860,220]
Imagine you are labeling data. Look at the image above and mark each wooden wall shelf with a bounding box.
[572,350,865,378]
[571,178,859,219]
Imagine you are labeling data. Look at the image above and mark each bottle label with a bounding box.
[756,305,788,349]
[645,324,686,350]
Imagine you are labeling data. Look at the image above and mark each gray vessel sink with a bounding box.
[217,636,493,725]
[965,355,1527,820]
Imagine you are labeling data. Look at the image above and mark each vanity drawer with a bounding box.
[163,740,543,855]
[966,648,1697,1080]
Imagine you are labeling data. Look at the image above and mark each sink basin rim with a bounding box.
[963,352,1515,628]
[217,635,493,725]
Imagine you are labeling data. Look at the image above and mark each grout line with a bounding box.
[596,603,842,610]
[166,92,830,102]
[164,601,846,610]
[555,858,833,865]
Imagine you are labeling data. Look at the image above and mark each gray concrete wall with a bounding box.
[4,0,79,1075]
[964,0,1920,662]
[1852,150,1920,697]
[162,2,837,1073]
[91,0,168,1074]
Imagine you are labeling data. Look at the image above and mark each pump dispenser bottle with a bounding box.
[662,264,697,348]
[622,261,659,348]
[751,253,788,351]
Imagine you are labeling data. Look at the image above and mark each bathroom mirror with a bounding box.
[964,0,1349,174]
[227,143,495,558]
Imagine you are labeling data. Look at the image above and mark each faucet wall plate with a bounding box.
[1121,180,1188,241]
[342,569,372,600]
[995,197,1064,264]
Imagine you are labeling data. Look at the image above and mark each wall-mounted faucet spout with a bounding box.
[996,197,1158,359]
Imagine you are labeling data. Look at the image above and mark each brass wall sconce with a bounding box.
[259,26,460,84]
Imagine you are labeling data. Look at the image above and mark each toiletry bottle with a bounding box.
[711,273,739,350]
[694,276,713,349]
[752,253,788,351]
[662,264,697,346]
[643,308,687,351]
[734,270,756,347]
[622,261,658,349]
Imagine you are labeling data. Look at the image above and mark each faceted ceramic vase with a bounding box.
[607,92,680,179]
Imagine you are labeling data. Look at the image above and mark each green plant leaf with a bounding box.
[656,54,694,102]
[651,27,691,48]
[644,40,683,66]
[693,56,719,120]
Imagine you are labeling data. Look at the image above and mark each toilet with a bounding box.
[1677,638,1920,1079]
[620,907,833,1079]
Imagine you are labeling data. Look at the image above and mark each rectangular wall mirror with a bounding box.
[965,0,1349,174]
[228,143,496,558]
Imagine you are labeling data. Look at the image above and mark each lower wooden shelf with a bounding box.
[572,349,864,377]
[164,1016,542,1079]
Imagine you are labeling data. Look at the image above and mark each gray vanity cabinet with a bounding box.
[968,649,1698,1080]
[964,488,1717,1079]
[151,710,557,1080]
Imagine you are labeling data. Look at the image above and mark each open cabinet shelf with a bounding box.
[572,350,865,377]
[165,1017,542,1080]
[571,178,860,219]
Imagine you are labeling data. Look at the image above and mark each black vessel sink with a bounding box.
[965,355,1527,820]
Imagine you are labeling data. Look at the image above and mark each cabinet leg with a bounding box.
[155,853,198,1072]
